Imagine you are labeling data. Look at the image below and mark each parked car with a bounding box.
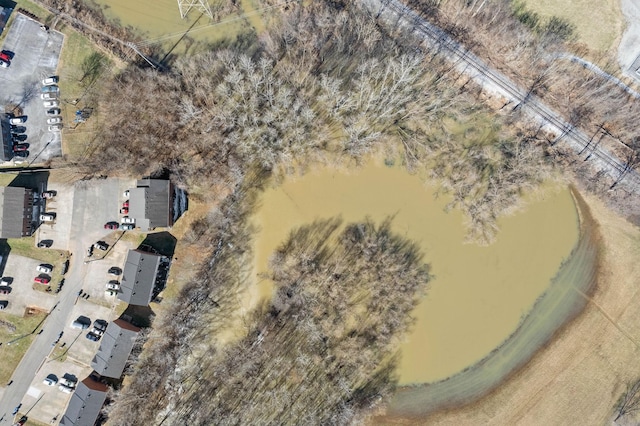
[43,374,58,386]
[13,151,29,158]
[10,125,26,134]
[42,76,58,85]
[46,108,61,116]
[40,213,55,222]
[40,92,57,100]
[106,281,120,290]
[58,384,73,393]
[85,332,100,342]
[0,277,11,285]
[120,223,134,231]
[47,117,62,124]
[71,316,91,330]
[48,124,63,132]
[123,189,130,198]
[0,52,10,62]
[0,59,9,68]
[122,200,129,208]
[108,267,121,276]
[34,276,50,284]
[94,241,108,251]
[104,222,119,230]
[0,301,8,310]
[9,116,26,125]
[93,319,108,332]
[37,240,53,248]
[12,133,27,141]
[0,286,11,295]
[43,100,59,108]
[37,264,53,274]
[87,245,94,257]
[121,216,135,224]
[13,144,28,152]
[119,207,129,214]
[42,190,56,199]
[41,85,59,93]
[12,403,21,415]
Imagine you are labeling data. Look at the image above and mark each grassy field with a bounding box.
[0,312,46,383]
[382,193,640,425]
[521,0,624,51]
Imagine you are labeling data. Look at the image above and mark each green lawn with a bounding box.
[0,312,46,383]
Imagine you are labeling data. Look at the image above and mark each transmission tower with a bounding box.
[177,0,213,20]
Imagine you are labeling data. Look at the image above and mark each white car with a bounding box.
[8,116,26,125]
[123,189,130,198]
[40,92,57,100]
[40,213,55,222]
[121,216,135,224]
[106,281,120,290]
[43,374,58,386]
[43,100,59,108]
[58,384,73,393]
[47,117,62,124]
[48,124,63,132]
[0,277,10,286]
[36,264,52,274]
[42,76,58,85]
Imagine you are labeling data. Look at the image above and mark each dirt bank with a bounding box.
[377,189,640,425]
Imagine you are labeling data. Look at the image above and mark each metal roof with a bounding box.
[91,319,141,379]
[0,186,31,238]
[60,377,108,426]
[127,179,172,231]
[0,119,13,161]
[118,249,161,306]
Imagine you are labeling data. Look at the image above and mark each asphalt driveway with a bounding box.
[0,13,64,163]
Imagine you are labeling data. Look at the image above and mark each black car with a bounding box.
[93,319,108,332]
[37,240,53,248]
[13,133,27,142]
[13,151,28,158]
[85,332,100,342]
[94,241,108,251]
[108,266,121,276]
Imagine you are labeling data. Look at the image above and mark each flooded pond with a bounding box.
[252,162,579,384]
[88,0,264,54]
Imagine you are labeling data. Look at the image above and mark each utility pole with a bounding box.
[177,0,213,20]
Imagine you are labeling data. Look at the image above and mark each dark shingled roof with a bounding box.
[118,249,161,306]
[128,179,173,231]
[91,319,141,379]
[60,377,108,426]
[0,118,13,161]
[0,186,32,238]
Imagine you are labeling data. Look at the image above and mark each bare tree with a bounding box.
[614,379,640,423]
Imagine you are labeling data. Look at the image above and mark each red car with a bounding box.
[0,52,10,63]
[34,276,50,285]
[123,200,129,208]
[13,144,28,152]
[104,222,118,230]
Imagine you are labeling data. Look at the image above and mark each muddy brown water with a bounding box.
[251,162,579,386]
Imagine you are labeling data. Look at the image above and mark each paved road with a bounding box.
[0,179,128,423]
[363,0,640,192]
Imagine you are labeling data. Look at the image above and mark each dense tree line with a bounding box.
[405,0,640,199]
[108,212,430,425]
[72,1,555,241]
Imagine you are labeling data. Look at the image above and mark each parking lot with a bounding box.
[0,13,64,163]
[0,254,58,315]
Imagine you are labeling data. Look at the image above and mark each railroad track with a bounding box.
[369,0,640,189]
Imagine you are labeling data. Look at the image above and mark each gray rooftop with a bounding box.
[128,179,173,231]
[0,119,13,161]
[60,377,108,426]
[91,319,141,379]
[118,249,161,306]
[0,186,31,238]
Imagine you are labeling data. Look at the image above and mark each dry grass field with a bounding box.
[379,193,640,425]
[521,0,624,51]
